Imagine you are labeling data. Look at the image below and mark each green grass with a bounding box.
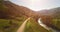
[0,19,18,32]
[0,16,59,32]
[0,16,27,32]
[24,18,52,32]
[51,18,60,29]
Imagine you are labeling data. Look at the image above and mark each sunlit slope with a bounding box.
[24,18,52,32]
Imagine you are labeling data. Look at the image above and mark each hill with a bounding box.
[37,7,60,32]
[0,1,37,19]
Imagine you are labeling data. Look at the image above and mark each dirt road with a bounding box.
[17,17,31,32]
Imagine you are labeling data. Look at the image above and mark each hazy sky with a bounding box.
[10,0,60,11]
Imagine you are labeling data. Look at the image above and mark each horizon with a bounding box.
[10,0,60,11]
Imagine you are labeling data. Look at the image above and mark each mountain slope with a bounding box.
[0,1,39,19]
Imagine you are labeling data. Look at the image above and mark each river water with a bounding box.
[38,18,57,32]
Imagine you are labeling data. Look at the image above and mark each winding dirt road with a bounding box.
[17,17,31,32]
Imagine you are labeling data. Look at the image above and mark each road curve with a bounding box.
[17,17,31,32]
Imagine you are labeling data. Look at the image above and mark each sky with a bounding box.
[10,0,60,11]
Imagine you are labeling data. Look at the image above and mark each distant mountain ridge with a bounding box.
[37,7,60,16]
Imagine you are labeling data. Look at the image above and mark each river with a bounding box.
[38,18,57,32]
